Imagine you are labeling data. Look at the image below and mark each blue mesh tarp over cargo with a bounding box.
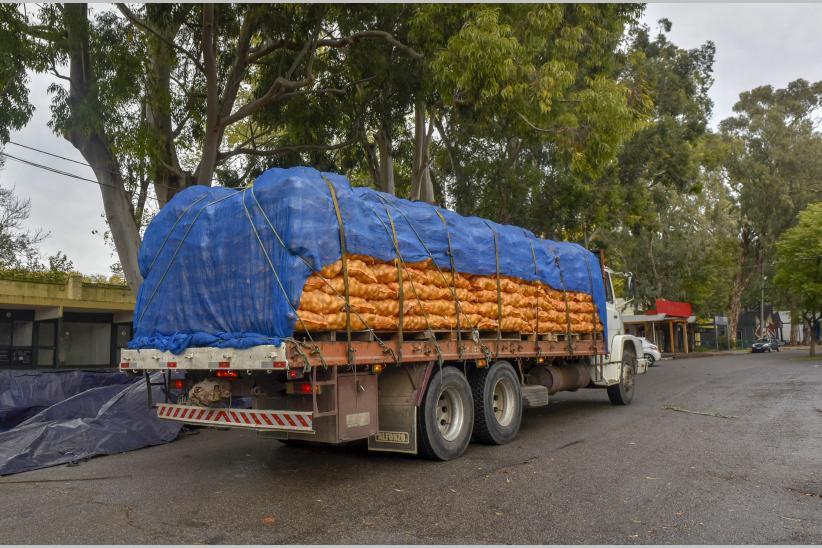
[130,167,607,354]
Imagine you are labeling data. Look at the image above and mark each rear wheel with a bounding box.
[418,366,474,460]
[608,346,636,406]
[469,360,522,445]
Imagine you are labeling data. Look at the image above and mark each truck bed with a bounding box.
[120,330,605,371]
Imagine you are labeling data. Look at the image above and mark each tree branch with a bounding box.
[246,30,422,65]
[116,3,205,74]
[218,7,257,121]
[247,38,301,64]
[316,31,422,60]
[218,137,357,161]
[202,4,218,129]
[517,112,589,135]
[223,33,318,126]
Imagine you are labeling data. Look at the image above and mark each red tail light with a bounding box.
[285,382,320,395]
[215,370,239,378]
[218,361,230,368]
[166,362,177,368]
[171,379,187,390]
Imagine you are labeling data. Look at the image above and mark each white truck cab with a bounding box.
[587,267,647,398]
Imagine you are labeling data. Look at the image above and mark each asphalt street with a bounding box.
[1,349,820,544]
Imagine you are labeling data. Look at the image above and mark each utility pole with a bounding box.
[760,273,767,339]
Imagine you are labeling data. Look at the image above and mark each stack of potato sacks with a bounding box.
[296,255,602,335]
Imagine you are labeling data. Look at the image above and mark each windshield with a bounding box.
[755,339,769,343]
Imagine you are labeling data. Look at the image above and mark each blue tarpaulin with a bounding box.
[130,166,607,354]
[0,371,181,476]
[0,370,134,432]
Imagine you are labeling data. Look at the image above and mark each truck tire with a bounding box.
[418,366,474,461]
[608,346,636,406]
[469,360,522,445]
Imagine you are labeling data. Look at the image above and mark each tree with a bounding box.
[589,19,719,313]
[774,202,822,356]
[1,4,422,291]
[422,4,646,229]
[0,180,75,272]
[0,183,46,270]
[720,79,822,345]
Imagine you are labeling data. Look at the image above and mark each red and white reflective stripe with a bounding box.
[156,404,313,432]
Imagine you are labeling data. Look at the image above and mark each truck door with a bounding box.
[604,271,624,349]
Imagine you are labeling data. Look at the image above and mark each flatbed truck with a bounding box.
[120,267,646,461]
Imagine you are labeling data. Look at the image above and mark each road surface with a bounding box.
[1,349,820,543]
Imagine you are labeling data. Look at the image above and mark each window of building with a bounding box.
[62,322,112,367]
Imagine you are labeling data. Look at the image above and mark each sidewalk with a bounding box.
[665,345,809,360]
[664,350,749,360]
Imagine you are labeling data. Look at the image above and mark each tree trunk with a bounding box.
[64,4,143,291]
[433,115,465,192]
[195,4,222,187]
[790,308,799,344]
[144,8,185,206]
[726,226,756,347]
[374,128,395,195]
[410,99,434,203]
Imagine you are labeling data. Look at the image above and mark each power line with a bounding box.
[9,140,179,189]
[7,140,94,169]
[0,151,160,206]
[2,151,101,184]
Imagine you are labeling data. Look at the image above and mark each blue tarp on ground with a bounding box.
[130,166,608,354]
[0,370,134,432]
[0,371,181,476]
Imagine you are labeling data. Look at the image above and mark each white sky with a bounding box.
[2,3,822,276]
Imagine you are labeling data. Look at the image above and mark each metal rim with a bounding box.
[491,376,517,427]
[437,385,465,442]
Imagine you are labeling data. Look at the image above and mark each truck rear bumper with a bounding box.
[156,403,313,433]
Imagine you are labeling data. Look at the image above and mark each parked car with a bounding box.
[639,337,662,366]
[751,338,780,353]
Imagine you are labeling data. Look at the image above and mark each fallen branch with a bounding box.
[663,405,738,419]
[0,474,133,485]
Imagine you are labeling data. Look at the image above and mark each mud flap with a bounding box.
[368,404,417,454]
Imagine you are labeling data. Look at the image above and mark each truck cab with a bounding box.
[590,267,647,396]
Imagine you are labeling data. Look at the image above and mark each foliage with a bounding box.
[590,19,719,314]
[427,4,647,230]
[0,183,46,270]
[774,202,822,353]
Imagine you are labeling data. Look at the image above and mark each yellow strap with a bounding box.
[381,205,442,366]
[435,209,464,360]
[528,239,541,355]
[323,178,354,365]
[487,225,502,357]
[385,208,404,364]
[554,254,574,354]
[582,256,599,353]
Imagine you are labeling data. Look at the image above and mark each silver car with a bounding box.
[638,337,662,366]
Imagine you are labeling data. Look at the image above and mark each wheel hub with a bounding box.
[491,377,516,426]
[437,386,465,441]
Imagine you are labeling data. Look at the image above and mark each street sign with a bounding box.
[715,315,728,326]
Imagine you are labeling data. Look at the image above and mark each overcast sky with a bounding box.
[2,3,822,276]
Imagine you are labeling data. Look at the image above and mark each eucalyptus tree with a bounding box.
[0,3,421,290]
[719,79,822,344]
[774,203,822,356]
